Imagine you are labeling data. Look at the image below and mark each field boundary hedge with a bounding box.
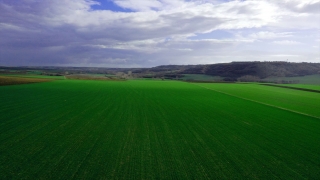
[261,84,320,93]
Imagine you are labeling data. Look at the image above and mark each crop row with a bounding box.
[0,80,319,179]
[197,83,320,118]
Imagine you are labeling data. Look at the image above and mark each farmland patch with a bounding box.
[0,76,53,86]
[0,80,319,179]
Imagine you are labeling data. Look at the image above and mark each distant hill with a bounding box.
[178,62,320,79]
[1,62,320,81]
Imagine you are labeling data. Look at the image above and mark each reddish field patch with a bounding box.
[0,76,52,86]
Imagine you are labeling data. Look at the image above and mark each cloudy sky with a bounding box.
[0,0,319,67]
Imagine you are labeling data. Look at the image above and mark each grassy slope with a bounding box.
[0,80,319,179]
[198,83,320,118]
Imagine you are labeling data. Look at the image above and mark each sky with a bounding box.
[0,0,319,67]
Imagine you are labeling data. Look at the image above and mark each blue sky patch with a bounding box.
[189,30,234,40]
[91,0,133,12]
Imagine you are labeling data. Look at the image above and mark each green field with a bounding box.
[70,74,116,77]
[197,83,320,118]
[270,84,320,91]
[0,80,319,179]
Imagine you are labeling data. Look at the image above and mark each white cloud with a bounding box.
[0,0,319,67]
[248,31,293,40]
[273,40,302,45]
[270,54,301,57]
[0,23,26,31]
[270,0,320,13]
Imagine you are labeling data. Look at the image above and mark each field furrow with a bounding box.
[0,80,319,179]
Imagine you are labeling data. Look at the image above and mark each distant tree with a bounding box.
[223,77,237,82]
[237,75,260,82]
[116,72,125,78]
